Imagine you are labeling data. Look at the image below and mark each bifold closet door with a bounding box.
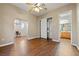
[41,18,47,39]
[47,19,52,39]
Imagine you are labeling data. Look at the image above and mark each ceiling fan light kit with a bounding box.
[27,3,47,13]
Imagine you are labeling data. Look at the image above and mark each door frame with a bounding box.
[40,17,52,40]
[14,18,28,38]
[59,10,73,44]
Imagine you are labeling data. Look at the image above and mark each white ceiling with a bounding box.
[12,3,69,16]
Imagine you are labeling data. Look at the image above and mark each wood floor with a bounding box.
[0,37,79,56]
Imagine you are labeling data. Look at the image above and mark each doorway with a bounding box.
[14,19,28,38]
[59,10,72,43]
[47,17,52,40]
[40,17,52,40]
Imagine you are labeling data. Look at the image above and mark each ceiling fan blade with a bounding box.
[44,8,47,10]
[39,3,47,10]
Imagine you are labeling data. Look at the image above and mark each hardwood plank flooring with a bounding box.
[0,37,79,56]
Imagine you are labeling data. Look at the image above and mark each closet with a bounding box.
[41,17,52,40]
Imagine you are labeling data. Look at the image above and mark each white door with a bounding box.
[48,19,52,39]
[41,18,47,39]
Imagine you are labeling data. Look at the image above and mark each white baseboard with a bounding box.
[28,36,40,40]
[77,46,79,50]
[72,43,77,47]
[74,44,79,50]
[52,39,60,42]
[28,37,35,40]
[71,43,79,50]
[0,42,14,47]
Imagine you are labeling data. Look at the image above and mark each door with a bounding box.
[41,18,47,39]
[47,19,52,39]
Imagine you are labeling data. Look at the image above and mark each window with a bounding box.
[14,19,25,30]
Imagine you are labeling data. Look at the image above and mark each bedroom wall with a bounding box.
[0,3,38,46]
[0,3,78,48]
[38,4,77,45]
[76,4,79,49]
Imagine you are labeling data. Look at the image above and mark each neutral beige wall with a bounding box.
[0,3,38,45]
[38,4,77,45]
[0,3,78,47]
[77,4,79,49]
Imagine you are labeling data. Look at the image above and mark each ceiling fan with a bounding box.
[26,3,47,13]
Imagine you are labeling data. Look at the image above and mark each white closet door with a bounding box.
[48,19,52,39]
[41,18,47,39]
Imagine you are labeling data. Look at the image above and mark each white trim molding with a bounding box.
[28,35,40,40]
[0,42,14,47]
[28,37,36,40]
[77,46,79,50]
[52,39,60,42]
[71,42,79,50]
[71,41,77,46]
